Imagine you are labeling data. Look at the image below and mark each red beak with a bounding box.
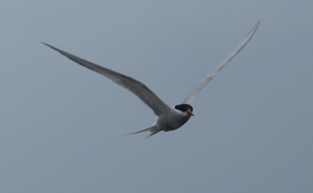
[187,112,194,116]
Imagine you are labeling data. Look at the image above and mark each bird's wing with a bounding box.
[183,21,260,104]
[42,43,170,117]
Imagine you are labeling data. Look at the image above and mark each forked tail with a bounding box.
[125,126,160,138]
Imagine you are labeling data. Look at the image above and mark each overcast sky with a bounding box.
[1,1,312,193]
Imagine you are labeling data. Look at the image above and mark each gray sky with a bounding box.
[1,1,312,192]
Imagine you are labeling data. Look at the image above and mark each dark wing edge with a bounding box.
[42,42,170,116]
[183,21,260,104]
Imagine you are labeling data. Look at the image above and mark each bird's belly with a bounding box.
[159,115,191,132]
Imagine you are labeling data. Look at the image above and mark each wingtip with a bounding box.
[41,42,52,48]
[245,20,260,40]
[254,21,261,30]
[41,42,63,54]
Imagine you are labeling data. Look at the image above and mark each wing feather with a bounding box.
[42,43,170,116]
[183,21,260,104]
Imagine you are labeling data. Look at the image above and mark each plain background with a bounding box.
[1,1,312,192]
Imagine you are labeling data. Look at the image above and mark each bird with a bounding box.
[42,21,259,138]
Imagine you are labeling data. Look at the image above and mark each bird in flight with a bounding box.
[43,21,259,138]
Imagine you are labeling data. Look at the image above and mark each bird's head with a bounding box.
[175,104,194,116]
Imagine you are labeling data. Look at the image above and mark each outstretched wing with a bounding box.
[43,43,170,116]
[183,21,260,104]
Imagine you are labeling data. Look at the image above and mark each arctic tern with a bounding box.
[43,21,259,138]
